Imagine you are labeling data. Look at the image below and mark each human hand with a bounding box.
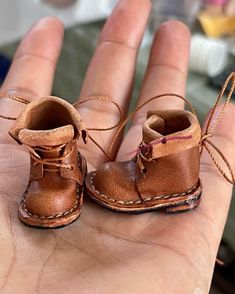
[0,0,234,293]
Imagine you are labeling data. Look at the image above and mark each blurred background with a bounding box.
[0,0,235,292]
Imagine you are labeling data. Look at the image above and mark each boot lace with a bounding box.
[0,73,235,182]
[27,144,74,172]
[0,94,124,163]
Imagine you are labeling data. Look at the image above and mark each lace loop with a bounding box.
[0,94,30,120]
[73,95,123,132]
[200,72,235,184]
[203,139,235,184]
[204,73,235,136]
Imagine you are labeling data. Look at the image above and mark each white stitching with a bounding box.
[21,184,80,220]
[117,200,125,204]
[89,172,198,205]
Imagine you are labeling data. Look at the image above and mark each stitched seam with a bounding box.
[90,172,199,205]
[21,185,81,220]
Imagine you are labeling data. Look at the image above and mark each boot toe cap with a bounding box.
[22,183,79,218]
[86,161,139,205]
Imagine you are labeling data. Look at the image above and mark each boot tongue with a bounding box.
[18,125,75,147]
[142,115,165,143]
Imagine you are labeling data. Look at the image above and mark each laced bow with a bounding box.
[200,73,235,184]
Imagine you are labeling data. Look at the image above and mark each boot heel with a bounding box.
[166,196,200,214]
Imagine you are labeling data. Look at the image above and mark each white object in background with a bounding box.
[151,0,202,29]
[226,37,235,56]
[189,34,229,77]
[0,0,118,47]
[41,0,78,8]
[40,0,118,25]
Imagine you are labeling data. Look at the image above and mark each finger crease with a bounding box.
[148,63,187,76]
[98,39,137,51]
[3,86,40,99]
[14,52,55,68]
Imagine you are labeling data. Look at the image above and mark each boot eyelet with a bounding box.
[161,137,167,144]
[141,168,147,174]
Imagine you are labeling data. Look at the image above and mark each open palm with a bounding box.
[0,1,234,293]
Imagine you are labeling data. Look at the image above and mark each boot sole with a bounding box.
[18,190,83,229]
[86,174,202,214]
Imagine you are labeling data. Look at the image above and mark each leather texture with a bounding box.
[10,96,87,228]
[86,109,203,213]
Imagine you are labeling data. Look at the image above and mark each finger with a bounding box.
[0,17,64,140]
[1,17,64,98]
[76,0,151,169]
[160,106,235,284]
[117,20,191,160]
[195,104,235,265]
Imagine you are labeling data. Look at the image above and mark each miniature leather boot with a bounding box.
[86,109,203,213]
[9,96,87,228]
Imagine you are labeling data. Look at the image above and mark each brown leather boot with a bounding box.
[86,109,203,213]
[9,96,87,228]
